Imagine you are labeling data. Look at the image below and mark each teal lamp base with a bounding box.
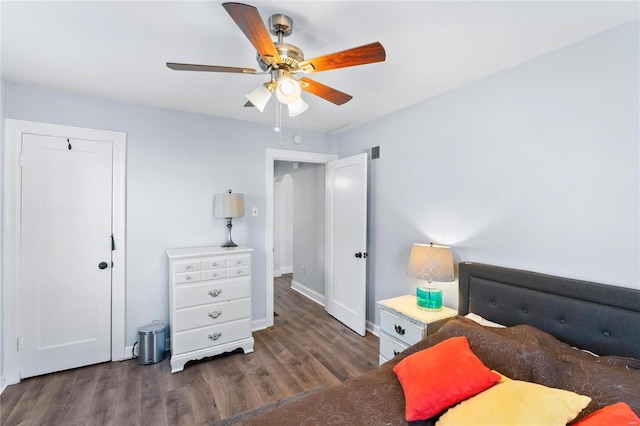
[416,285,442,311]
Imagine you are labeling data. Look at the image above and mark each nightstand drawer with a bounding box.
[173,318,251,353]
[174,298,250,332]
[380,310,424,346]
[175,278,250,308]
[380,333,409,361]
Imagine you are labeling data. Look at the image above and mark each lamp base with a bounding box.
[416,285,442,311]
[221,218,238,248]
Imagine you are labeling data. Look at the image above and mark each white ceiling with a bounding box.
[1,1,638,133]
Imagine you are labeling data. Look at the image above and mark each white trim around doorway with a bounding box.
[3,119,127,387]
[265,149,337,328]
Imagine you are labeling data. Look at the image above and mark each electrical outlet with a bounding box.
[252,207,258,217]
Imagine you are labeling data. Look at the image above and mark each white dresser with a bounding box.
[377,295,456,365]
[166,245,254,373]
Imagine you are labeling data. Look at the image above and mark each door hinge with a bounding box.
[111,234,115,251]
[17,337,20,352]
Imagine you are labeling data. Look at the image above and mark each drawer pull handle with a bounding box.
[185,275,191,281]
[237,269,243,274]
[394,325,405,335]
[208,332,222,341]
[186,265,191,270]
[212,273,218,277]
[208,289,223,297]
[208,311,222,319]
[393,350,400,356]
[212,262,218,267]
[237,260,242,265]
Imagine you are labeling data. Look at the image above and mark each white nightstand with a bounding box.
[377,295,457,365]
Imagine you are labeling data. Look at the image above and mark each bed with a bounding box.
[234,262,640,425]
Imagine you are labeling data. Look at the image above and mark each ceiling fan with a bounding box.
[167,2,386,117]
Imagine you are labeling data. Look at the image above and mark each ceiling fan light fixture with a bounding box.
[245,84,272,112]
[287,98,309,117]
[276,76,301,105]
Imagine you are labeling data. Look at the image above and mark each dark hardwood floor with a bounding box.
[1,275,379,425]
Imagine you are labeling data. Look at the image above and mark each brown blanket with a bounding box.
[238,317,640,425]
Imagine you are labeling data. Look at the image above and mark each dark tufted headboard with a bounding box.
[458,262,640,359]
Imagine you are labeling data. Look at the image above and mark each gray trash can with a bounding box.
[137,321,166,365]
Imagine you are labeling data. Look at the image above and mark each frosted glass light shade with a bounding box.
[214,192,245,218]
[245,85,272,112]
[276,76,301,105]
[407,243,454,282]
[287,98,309,116]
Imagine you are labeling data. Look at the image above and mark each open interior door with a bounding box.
[325,153,368,336]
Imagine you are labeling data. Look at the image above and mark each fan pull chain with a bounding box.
[275,102,281,134]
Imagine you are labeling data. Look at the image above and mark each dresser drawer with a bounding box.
[174,261,202,273]
[226,265,250,278]
[173,318,252,353]
[201,257,226,270]
[227,255,250,267]
[379,332,409,361]
[380,310,425,346]
[174,298,250,332]
[175,277,250,308]
[174,271,202,284]
[202,269,227,281]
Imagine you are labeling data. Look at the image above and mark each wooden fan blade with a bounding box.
[299,77,353,105]
[297,42,386,73]
[222,2,281,64]
[167,62,257,74]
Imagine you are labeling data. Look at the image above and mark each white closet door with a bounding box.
[19,133,113,378]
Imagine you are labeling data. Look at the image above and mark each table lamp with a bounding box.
[214,189,245,247]
[407,243,454,311]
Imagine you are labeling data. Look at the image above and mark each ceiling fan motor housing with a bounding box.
[257,42,304,71]
[268,14,293,37]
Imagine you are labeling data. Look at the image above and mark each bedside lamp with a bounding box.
[407,243,454,311]
[214,189,245,248]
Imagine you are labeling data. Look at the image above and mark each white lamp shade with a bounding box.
[245,85,272,112]
[214,192,245,218]
[287,98,309,116]
[407,243,454,282]
[276,76,302,105]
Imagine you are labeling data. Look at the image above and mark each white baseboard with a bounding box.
[0,375,7,395]
[280,266,293,274]
[367,320,379,337]
[252,318,268,331]
[291,280,325,306]
[273,269,281,277]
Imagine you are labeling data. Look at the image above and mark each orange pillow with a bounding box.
[572,402,640,426]
[392,336,501,421]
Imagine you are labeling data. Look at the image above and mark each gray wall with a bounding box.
[336,20,640,323]
[274,161,326,297]
[3,82,335,347]
[291,163,326,296]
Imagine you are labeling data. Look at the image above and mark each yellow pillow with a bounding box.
[436,373,591,426]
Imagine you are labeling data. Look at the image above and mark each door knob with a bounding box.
[98,262,108,269]
[355,252,362,258]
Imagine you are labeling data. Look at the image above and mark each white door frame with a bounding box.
[3,119,127,386]
[265,149,337,328]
